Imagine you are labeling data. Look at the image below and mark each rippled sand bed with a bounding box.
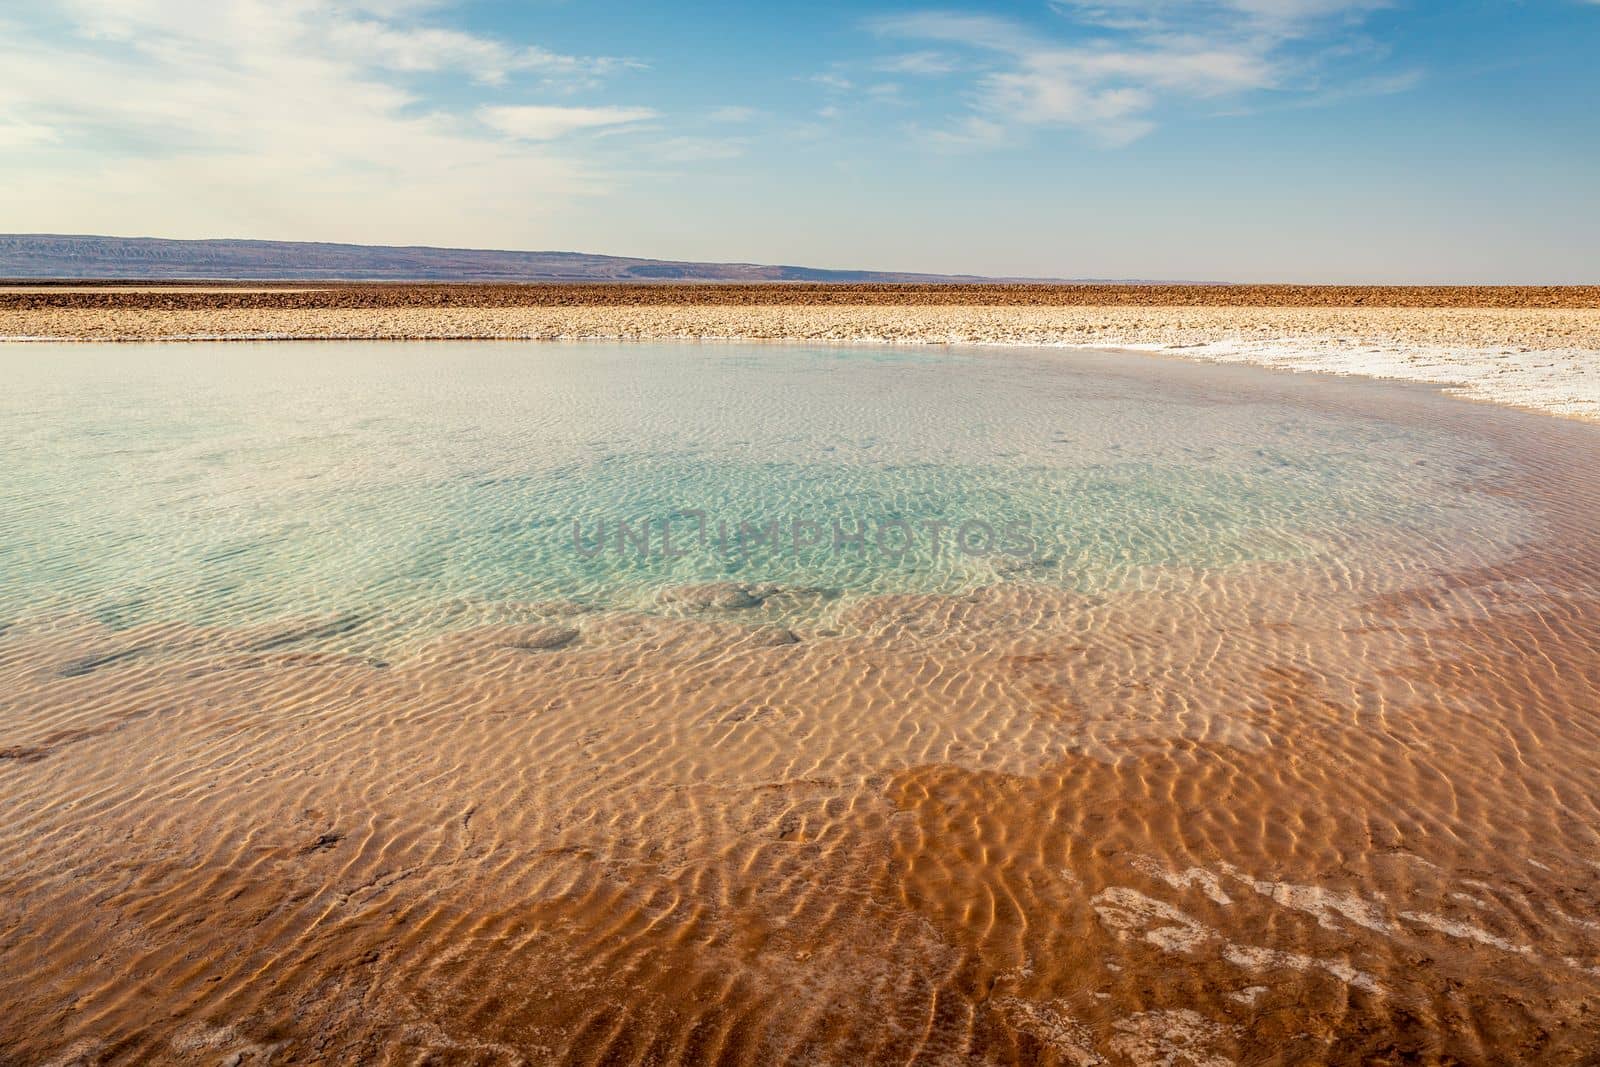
[6,533,1600,1061]
[3,344,1600,1064]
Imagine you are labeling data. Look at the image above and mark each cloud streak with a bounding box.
[481,105,658,141]
[872,1,1405,145]
[323,18,634,87]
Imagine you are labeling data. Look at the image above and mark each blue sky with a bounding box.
[1,1,1596,281]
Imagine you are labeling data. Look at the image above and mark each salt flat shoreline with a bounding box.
[4,298,1598,422]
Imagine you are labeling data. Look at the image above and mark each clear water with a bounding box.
[0,341,1530,651]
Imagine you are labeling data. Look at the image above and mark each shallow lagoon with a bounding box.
[6,341,1600,1063]
[0,340,1529,650]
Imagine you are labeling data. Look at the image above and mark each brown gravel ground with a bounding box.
[2,282,1598,311]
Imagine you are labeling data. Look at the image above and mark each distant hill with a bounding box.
[0,234,1007,283]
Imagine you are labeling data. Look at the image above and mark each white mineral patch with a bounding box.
[1108,1009,1238,1067]
[1131,855,1234,906]
[1219,864,1393,935]
[1092,887,1215,953]
[1400,911,1533,955]
[1221,944,1386,996]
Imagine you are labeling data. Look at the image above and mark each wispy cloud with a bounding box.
[0,120,61,148]
[647,136,749,163]
[0,0,653,241]
[481,105,657,141]
[810,72,856,91]
[872,1,1406,146]
[45,0,629,89]
[323,19,635,88]
[874,51,963,75]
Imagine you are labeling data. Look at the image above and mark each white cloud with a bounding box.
[873,2,1404,145]
[323,19,632,87]
[0,121,61,148]
[43,0,631,89]
[921,116,1011,149]
[1049,0,1388,37]
[481,105,658,141]
[647,136,748,163]
[708,105,760,123]
[810,72,855,91]
[875,51,963,75]
[0,1,653,243]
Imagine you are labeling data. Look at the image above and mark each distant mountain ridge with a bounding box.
[0,234,1009,283]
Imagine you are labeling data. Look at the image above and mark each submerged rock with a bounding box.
[656,583,767,611]
[500,625,581,651]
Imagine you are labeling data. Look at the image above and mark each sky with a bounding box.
[1,0,1597,282]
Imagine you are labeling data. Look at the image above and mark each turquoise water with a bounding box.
[0,341,1529,650]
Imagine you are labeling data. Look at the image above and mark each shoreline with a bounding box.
[4,300,1598,422]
